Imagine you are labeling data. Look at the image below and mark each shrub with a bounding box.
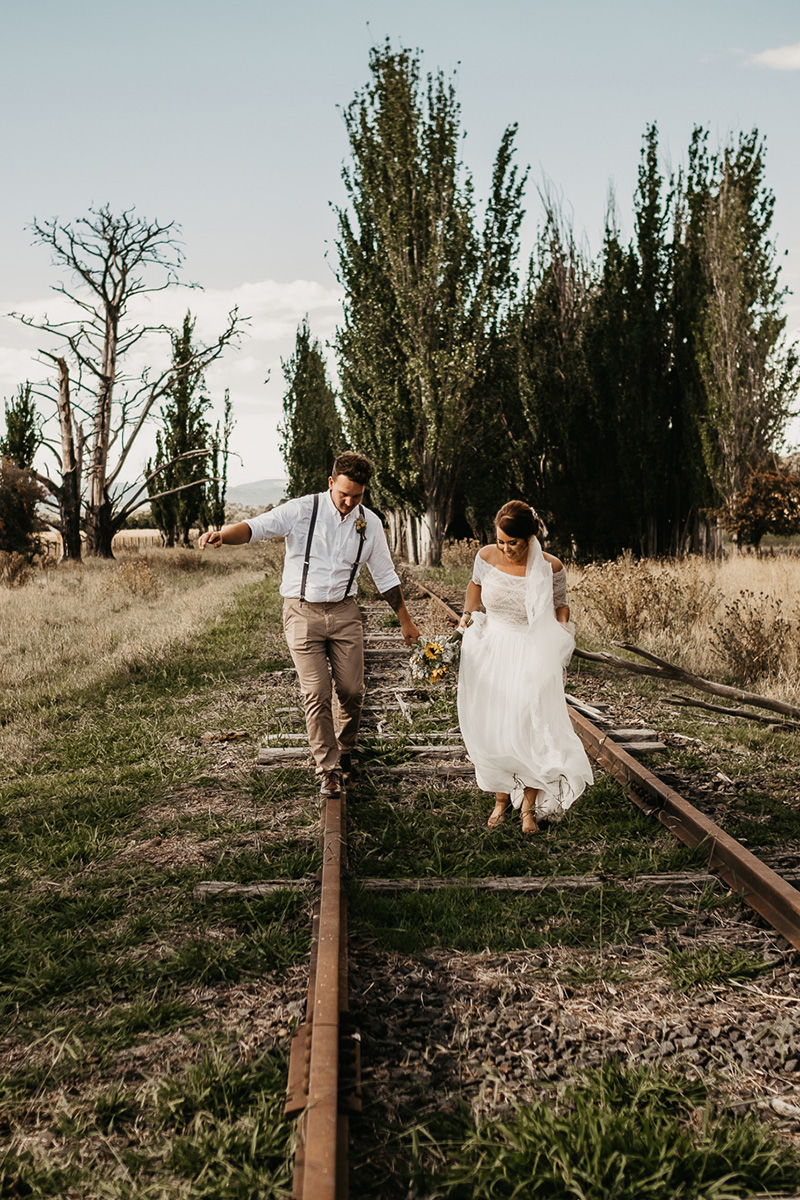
[166,550,205,573]
[0,457,45,558]
[725,464,800,549]
[710,590,792,684]
[0,550,34,588]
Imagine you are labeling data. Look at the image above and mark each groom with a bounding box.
[199,452,420,798]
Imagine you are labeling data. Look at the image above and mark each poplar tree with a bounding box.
[148,313,212,547]
[336,43,524,564]
[202,389,234,531]
[517,202,600,555]
[279,318,343,497]
[693,131,799,514]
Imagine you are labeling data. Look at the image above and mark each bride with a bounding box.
[457,501,593,834]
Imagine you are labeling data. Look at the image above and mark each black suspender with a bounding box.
[343,504,366,599]
[299,493,319,601]
[298,495,367,602]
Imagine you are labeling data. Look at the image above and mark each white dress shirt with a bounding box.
[245,490,401,602]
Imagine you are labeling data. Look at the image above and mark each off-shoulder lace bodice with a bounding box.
[472,552,565,627]
[474,559,528,625]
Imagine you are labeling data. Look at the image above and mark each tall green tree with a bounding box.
[459,128,529,540]
[336,43,525,564]
[517,199,601,555]
[581,127,688,556]
[518,124,797,560]
[279,318,343,497]
[693,131,799,515]
[147,313,213,547]
[202,389,234,530]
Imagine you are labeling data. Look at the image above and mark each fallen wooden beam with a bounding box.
[670,694,800,730]
[574,643,800,720]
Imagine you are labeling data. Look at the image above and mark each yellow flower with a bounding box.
[430,665,447,682]
[424,642,442,660]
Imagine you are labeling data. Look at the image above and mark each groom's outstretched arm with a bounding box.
[380,585,420,647]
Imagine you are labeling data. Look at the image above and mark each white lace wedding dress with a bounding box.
[456,541,594,821]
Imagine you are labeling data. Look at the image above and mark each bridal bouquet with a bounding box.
[409,626,466,684]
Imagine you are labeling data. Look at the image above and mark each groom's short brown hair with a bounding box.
[332,451,373,486]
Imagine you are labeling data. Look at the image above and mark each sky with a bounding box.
[1,0,799,489]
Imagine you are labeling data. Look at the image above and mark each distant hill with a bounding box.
[225,478,288,507]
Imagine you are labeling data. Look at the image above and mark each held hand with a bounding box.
[199,530,223,550]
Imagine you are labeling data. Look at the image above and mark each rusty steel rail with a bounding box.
[285,787,358,1199]
[414,577,800,952]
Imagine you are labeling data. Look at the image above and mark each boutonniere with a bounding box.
[355,516,367,538]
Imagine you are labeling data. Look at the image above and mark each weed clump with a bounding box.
[101,559,161,600]
[575,554,718,643]
[710,590,793,684]
[0,549,34,588]
[663,943,771,991]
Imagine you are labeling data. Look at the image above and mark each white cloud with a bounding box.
[751,42,800,70]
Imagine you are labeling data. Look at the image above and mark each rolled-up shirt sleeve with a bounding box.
[245,499,301,542]
[365,521,401,594]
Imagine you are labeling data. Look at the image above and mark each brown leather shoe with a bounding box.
[319,769,343,799]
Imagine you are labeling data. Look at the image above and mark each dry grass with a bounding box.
[569,552,800,703]
[0,541,285,763]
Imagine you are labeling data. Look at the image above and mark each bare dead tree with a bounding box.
[12,205,244,558]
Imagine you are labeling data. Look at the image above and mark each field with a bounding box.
[2,543,800,1196]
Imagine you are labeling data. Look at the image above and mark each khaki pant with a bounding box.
[282,597,364,773]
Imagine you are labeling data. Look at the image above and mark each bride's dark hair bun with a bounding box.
[495,500,541,540]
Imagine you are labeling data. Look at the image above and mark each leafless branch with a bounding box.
[106,308,243,488]
[116,461,214,524]
[670,693,800,730]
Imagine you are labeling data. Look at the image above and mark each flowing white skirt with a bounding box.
[457,613,594,820]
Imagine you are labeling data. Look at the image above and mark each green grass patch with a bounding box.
[352,1061,799,1199]
[663,943,772,991]
[725,790,800,846]
[2,1048,295,1199]
[348,882,687,953]
[0,878,309,1025]
[351,774,709,882]
[0,575,310,1194]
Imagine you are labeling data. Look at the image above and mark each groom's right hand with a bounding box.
[400,615,420,646]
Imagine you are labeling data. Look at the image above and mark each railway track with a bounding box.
[243,581,800,1198]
